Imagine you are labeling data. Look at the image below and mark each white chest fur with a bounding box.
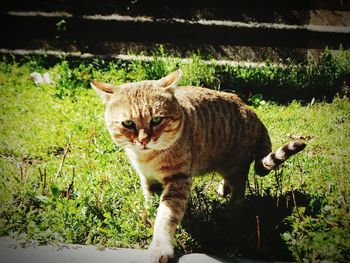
[125,148,161,181]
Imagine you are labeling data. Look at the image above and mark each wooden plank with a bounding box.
[2,0,350,12]
[0,48,283,68]
[1,13,349,49]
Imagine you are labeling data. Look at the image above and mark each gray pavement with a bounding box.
[0,237,287,263]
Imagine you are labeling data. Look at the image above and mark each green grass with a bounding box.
[0,55,349,262]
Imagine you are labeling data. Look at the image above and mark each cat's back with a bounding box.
[174,86,251,125]
[174,86,244,108]
[174,86,262,175]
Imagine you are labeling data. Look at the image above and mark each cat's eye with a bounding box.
[150,116,163,126]
[121,120,136,129]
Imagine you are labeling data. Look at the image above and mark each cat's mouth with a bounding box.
[131,141,154,151]
[140,145,150,150]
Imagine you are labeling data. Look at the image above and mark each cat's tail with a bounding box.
[254,124,306,176]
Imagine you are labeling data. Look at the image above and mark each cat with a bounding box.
[91,69,306,263]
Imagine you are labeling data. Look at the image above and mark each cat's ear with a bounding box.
[91,80,117,103]
[158,69,183,89]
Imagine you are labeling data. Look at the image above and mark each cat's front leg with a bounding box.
[139,174,152,202]
[139,175,163,208]
[149,173,192,263]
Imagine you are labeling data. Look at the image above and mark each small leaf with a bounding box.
[99,227,111,234]
[103,212,112,219]
[35,195,49,204]
[50,183,60,198]
[282,232,292,241]
[251,93,263,101]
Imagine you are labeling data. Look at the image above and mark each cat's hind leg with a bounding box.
[217,179,231,197]
[139,175,163,209]
[221,162,251,201]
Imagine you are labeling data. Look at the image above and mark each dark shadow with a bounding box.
[181,188,317,261]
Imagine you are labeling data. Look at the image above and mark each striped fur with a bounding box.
[256,142,306,175]
[91,69,306,263]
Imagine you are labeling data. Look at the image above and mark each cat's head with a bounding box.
[91,69,184,152]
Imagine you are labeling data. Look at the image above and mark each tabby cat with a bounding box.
[91,69,306,263]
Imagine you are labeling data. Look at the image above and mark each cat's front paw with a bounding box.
[148,241,174,263]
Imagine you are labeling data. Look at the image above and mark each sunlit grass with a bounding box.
[0,57,349,261]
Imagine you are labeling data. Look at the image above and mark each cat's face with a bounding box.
[92,70,184,152]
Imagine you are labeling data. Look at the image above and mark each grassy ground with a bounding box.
[0,57,349,262]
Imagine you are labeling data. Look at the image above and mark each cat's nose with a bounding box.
[139,139,149,146]
[138,129,150,145]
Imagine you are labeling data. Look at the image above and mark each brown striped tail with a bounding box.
[254,142,306,176]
